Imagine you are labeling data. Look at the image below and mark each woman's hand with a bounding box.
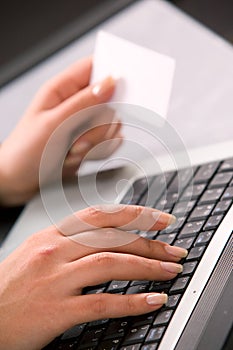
[0,205,187,350]
[0,57,122,206]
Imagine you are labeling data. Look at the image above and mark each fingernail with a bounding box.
[152,211,176,226]
[164,245,188,258]
[92,76,115,98]
[70,141,91,155]
[146,293,168,305]
[160,261,183,273]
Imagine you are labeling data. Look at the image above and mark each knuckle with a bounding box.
[126,294,136,313]
[92,294,108,316]
[92,252,114,267]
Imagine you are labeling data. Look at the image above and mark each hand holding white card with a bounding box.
[91,31,175,118]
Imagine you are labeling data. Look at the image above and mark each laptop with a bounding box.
[0,1,232,349]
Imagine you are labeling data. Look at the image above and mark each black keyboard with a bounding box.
[44,157,233,350]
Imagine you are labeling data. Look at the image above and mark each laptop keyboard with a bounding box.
[44,157,233,350]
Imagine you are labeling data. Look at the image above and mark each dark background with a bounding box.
[0,0,232,87]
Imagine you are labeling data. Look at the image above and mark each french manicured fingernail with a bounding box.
[92,76,115,97]
[152,211,176,226]
[160,261,183,273]
[146,293,168,305]
[164,245,188,258]
[70,141,91,155]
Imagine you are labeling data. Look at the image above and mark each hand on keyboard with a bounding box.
[0,205,186,350]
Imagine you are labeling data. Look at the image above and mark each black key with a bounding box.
[178,221,205,238]
[61,324,86,340]
[85,286,106,294]
[222,187,233,200]
[172,200,196,216]
[181,261,198,275]
[57,340,79,349]
[107,281,129,293]
[145,326,165,343]
[181,184,206,201]
[79,327,106,348]
[219,158,233,172]
[142,173,174,207]
[120,345,141,350]
[131,313,155,327]
[123,325,150,345]
[126,285,148,294]
[165,294,182,308]
[87,319,109,328]
[160,216,186,234]
[209,172,232,188]
[212,200,232,214]
[156,233,176,245]
[170,276,190,293]
[104,320,129,339]
[149,281,172,293]
[168,168,194,193]
[141,345,158,350]
[194,231,214,246]
[203,215,223,230]
[153,310,173,326]
[99,338,121,350]
[156,192,179,210]
[174,237,195,250]
[121,177,150,205]
[199,188,225,204]
[188,204,214,221]
[130,280,150,287]
[186,246,205,260]
[194,162,219,183]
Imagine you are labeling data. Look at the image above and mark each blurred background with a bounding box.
[0,0,232,88]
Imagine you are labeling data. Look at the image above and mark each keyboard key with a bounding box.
[222,187,233,200]
[170,277,190,293]
[156,233,176,245]
[126,285,148,294]
[178,221,205,238]
[131,313,155,327]
[169,168,194,193]
[120,345,141,350]
[104,320,129,340]
[199,188,225,204]
[188,204,214,221]
[181,261,198,275]
[203,215,223,230]
[87,319,109,328]
[138,231,157,239]
[194,162,219,183]
[156,192,179,210]
[181,184,206,201]
[121,177,150,205]
[145,326,165,343]
[142,173,174,207]
[186,246,205,260]
[79,327,106,348]
[107,281,129,293]
[172,200,196,216]
[141,345,158,350]
[85,286,106,294]
[160,216,186,234]
[61,323,86,340]
[57,340,79,349]
[209,172,232,188]
[212,200,232,214]
[153,310,173,326]
[165,294,182,308]
[219,158,233,172]
[149,281,172,293]
[123,325,150,345]
[194,231,214,246]
[99,338,121,349]
[130,280,150,287]
[174,237,195,250]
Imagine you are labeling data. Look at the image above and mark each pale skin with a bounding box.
[0,57,188,349]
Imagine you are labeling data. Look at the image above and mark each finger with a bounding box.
[66,293,168,326]
[66,252,182,289]
[84,133,123,160]
[58,205,176,237]
[53,76,115,123]
[69,119,122,156]
[30,57,92,111]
